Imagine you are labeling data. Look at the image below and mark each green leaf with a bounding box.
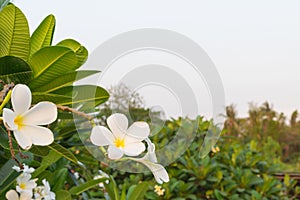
[69,178,108,195]
[126,182,150,200]
[104,176,120,200]
[31,92,70,105]
[30,14,55,56]
[48,142,78,164]
[32,150,62,178]
[51,85,109,108]
[52,168,68,192]
[29,145,50,157]
[0,125,19,150]
[56,39,88,67]
[0,4,30,60]
[32,70,100,93]
[29,46,78,90]
[0,160,20,194]
[56,190,72,200]
[0,56,32,84]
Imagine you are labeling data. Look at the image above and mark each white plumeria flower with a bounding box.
[16,173,37,197]
[5,190,32,200]
[3,84,57,150]
[12,164,35,174]
[34,179,55,200]
[90,113,150,159]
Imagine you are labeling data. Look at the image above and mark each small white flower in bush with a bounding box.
[90,113,150,159]
[16,173,37,197]
[3,84,57,150]
[7,164,55,200]
[13,164,35,174]
[34,179,55,200]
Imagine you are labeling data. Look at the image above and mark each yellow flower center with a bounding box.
[20,182,26,189]
[114,138,125,148]
[14,115,24,130]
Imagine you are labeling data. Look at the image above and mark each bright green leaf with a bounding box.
[30,14,55,56]
[56,39,88,67]
[33,70,100,93]
[0,4,30,60]
[29,46,78,90]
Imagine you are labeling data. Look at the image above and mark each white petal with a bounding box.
[14,130,32,150]
[90,126,114,146]
[6,190,19,200]
[107,145,124,160]
[107,113,128,138]
[12,84,31,115]
[3,108,18,130]
[23,102,57,125]
[23,125,54,146]
[25,180,37,189]
[123,141,145,156]
[20,192,32,200]
[127,122,150,140]
[143,161,169,184]
[143,138,157,163]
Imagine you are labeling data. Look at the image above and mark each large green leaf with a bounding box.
[56,39,88,67]
[32,92,70,105]
[0,56,32,84]
[0,4,30,61]
[29,46,78,90]
[50,85,109,108]
[33,70,100,93]
[30,14,55,56]
[48,142,78,164]
[32,150,62,178]
[69,178,108,195]
[52,168,68,192]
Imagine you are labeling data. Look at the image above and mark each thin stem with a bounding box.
[56,105,93,120]
[7,129,23,169]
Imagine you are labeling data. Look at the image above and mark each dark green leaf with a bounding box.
[0,56,32,84]
[69,178,108,195]
[48,142,78,164]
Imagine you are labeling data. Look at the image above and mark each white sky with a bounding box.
[13,0,300,118]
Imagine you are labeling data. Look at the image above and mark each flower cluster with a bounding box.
[154,185,165,196]
[90,113,169,184]
[6,164,55,200]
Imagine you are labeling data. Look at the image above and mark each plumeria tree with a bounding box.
[0,2,169,200]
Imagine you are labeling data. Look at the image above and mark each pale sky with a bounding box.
[13,0,300,119]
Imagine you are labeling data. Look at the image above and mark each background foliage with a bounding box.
[0,3,299,200]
